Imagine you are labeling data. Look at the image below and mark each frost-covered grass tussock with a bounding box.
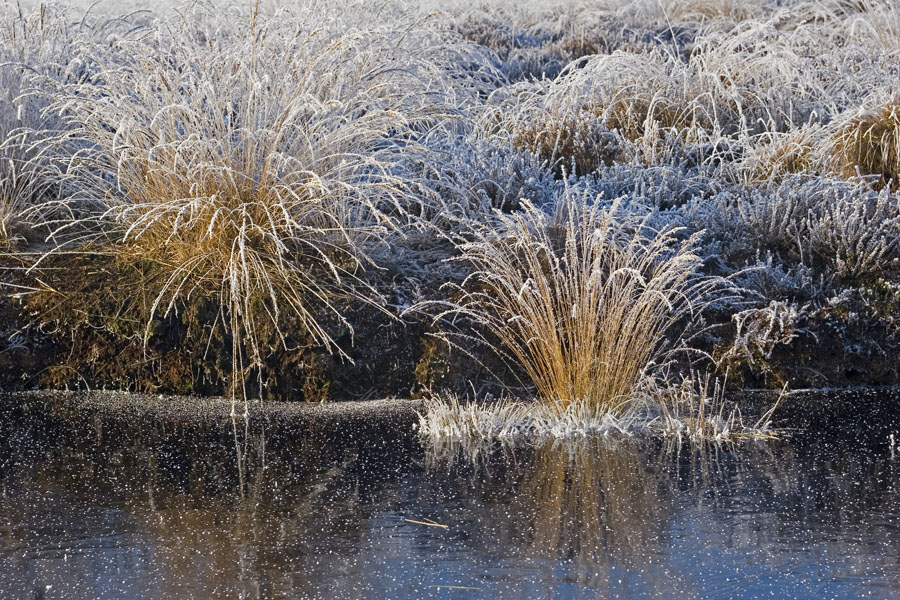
[0,5,79,249]
[416,188,728,415]
[37,6,468,371]
[0,0,898,429]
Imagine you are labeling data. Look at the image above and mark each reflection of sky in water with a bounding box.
[1,396,899,599]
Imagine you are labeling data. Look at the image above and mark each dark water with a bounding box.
[1,395,899,599]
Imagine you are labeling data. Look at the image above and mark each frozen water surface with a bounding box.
[0,392,898,599]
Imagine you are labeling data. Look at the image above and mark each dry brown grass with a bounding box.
[509,82,709,176]
[828,95,900,189]
[426,189,723,416]
[735,125,821,185]
[32,6,461,400]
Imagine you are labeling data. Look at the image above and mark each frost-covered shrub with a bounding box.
[718,300,807,368]
[728,254,826,303]
[706,176,900,281]
[418,135,558,216]
[590,163,722,210]
[805,182,900,279]
[703,186,808,265]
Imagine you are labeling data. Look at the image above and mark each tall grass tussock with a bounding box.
[829,95,900,189]
[424,189,726,418]
[0,4,78,249]
[24,4,477,398]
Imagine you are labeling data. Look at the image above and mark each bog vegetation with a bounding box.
[1,0,899,439]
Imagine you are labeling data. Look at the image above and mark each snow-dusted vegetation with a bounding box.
[1,0,898,438]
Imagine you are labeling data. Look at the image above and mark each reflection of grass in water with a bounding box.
[421,434,876,595]
[1,398,418,599]
[423,437,692,596]
[525,440,663,564]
